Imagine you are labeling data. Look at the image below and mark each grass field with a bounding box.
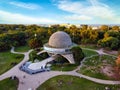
[82,49,98,57]
[0,78,18,90]
[79,55,117,80]
[0,51,24,75]
[37,75,120,90]
[51,64,78,71]
[80,44,99,49]
[15,45,30,52]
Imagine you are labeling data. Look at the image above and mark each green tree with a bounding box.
[65,25,81,43]
[81,25,88,30]
[108,31,120,40]
[11,32,26,46]
[98,37,119,50]
[28,37,42,49]
[0,42,10,51]
[100,25,109,31]
[71,46,84,65]
[112,25,119,31]
[97,31,105,40]
[89,30,98,41]
[80,30,98,44]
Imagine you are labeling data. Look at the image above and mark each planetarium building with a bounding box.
[44,31,75,64]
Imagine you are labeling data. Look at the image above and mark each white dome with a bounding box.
[48,31,72,48]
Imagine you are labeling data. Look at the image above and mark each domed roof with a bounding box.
[48,31,72,48]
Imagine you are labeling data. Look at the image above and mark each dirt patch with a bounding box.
[101,65,114,77]
[112,67,120,80]
[100,65,120,80]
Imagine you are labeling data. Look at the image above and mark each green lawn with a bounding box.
[0,51,24,75]
[51,64,78,71]
[82,49,98,57]
[79,55,117,80]
[0,78,18,90]
[15,45,30,52]
[80,44,99,49]
[37,75,120,90]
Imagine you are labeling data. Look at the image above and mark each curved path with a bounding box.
[82,48,117,57]
[0,47,33,81]
[0,47,120,90]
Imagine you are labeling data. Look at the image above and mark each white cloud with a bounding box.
[65,14,92,20]
[56,0,119,22]
[9,1,41,10]
[0,10,57,24]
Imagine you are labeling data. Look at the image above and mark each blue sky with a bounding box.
[0,0,120,24]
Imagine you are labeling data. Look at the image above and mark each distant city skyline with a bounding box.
[0,0,120,24]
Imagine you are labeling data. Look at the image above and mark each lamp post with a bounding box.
[34,33,37,38]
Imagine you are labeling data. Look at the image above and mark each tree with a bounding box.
[11,32,26,46]
[0,42,10,51]
[89,30,98,41]
[80,30,98,44]
[108,31,120,40]
[80,30,90,39]
[28,37,42,49]
[97,31,105,40]
[100,25,109,31]
[50,24,66,32]
[104,32,109,38]
[48,29,52,36]
[112,25,119,31]
[81,25,88,30]
[0,33,12,51]
[98,36,119,50]
[36,28,49,40]
[65,25,81,43]
[71,46,84,65]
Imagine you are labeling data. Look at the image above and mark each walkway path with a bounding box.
[0,47,120,90]
[82,48,117,57]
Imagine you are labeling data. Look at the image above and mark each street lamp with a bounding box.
[34,33,37,38]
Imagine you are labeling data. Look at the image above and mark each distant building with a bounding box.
[92,26,99,30]
[60,23,72,28]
